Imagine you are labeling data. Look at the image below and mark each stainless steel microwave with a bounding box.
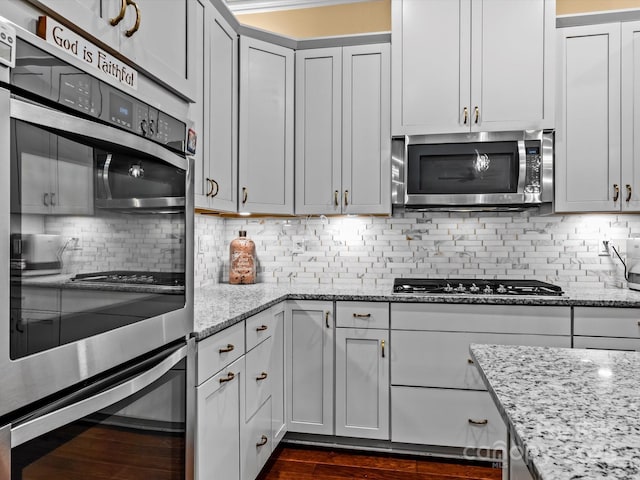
[392,130,554,210]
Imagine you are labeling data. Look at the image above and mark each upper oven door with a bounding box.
[1,94,193,419]
[406,135,527,206]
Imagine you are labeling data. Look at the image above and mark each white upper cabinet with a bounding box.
[295,44,390,215]
[622,21,640,211]
[27,0,199,100]
[239,36,294,215]
[392,0,555,135]
[196,4,238,213]
[555,23,622,212]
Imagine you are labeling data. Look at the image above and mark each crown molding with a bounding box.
[225,0,372,14]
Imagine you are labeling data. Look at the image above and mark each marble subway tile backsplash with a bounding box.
[194,211,638,289]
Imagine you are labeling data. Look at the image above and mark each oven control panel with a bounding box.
[11,38,185,153]
[0,20,16,68]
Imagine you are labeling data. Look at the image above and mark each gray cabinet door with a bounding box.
[342,43,391,215]
[391,0,470,135]
[555,24,621,212]
[295,48,342,215]
[201,5,238,213]
[622,21,640,212]
[239,37,294,215]
[470,0,554,132]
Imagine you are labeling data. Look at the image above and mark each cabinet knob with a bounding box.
[242,187,248,205]
[256,435,268,447]
[381,339,385,358]
[334,190,339,207]
[43,192,49,206]
[468,418,488,426]
[353,313,371,318]
[474,106,480,124]
[110,0,127,26]
[463,106,468,125]
[626,184,632,203]
[256,324,268,332]
[325,311,331,328]
[613,184,620,202]
[219,371,235,384]
[256,372,268,381]
[467,358,474,365]
[344,190,349,207]
[124,0,141,37]
[219,344,234,354]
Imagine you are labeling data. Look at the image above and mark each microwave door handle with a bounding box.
[10,342,188,448]
[517,140,527,194]
[101,153,114,200]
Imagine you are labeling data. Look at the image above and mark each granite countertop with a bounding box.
[193,282,640,339]
[470,344,640,480]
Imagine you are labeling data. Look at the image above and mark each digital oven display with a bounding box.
[0,41,12,65]
[109,92,133,129]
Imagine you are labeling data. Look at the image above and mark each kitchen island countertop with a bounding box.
[470,343,640,480]
[193,282,640,339]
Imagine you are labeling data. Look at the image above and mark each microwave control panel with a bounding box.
[524,141,542,193]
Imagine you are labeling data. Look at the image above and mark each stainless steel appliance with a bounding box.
[392,130,554,210]
[10,233,63,275]
[0,15,193,430]
[393,278,564,296]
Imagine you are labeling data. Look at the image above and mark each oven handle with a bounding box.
[517,139,527,194]
[10,341,189,448]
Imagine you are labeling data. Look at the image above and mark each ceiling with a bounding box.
[224,0,373,13]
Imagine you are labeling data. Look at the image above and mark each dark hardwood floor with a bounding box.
[257,445,502,480]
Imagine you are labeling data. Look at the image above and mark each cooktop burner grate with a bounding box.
[71,270,185,287]
[393,278,564,296]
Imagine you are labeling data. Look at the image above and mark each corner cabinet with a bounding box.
[295,44,391,215]
[196,3,238,213]
[391,0,555,135]
[28,0,199,100]
[239,37,294,215]
[285,301,334,435]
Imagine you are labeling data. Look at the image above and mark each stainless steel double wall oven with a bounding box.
[0,18,194,479]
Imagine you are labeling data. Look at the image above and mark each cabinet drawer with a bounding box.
[391,386,506,450]
[392,331,570,389]
[391,303,570,335]
[197,322,245,385]
[574,307,640,338]
[246,308,274,352]
[574,336,640,351]
[241,397,272,480]
[336,302,389,329]
[245,336,272,421]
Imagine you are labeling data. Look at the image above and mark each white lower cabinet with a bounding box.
[391,387,505,449]
[245,336,272,421]
[196,357,244,480]
[241,397,273,480]
[286,300,334,435]
[574,306,640,351]
[335,328,389,440]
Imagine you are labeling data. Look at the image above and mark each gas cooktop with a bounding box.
[393,278,564,296]
[71,271,185,287]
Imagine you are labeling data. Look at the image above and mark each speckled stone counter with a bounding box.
[470,344,640,480]
[194,282,640,339]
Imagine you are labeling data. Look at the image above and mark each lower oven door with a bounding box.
[4,338,195,480]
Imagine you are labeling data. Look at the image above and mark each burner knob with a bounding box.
[496,284,507,294]
[469,283,480,293]
[455,283,466,293]
[483,285,493,295]
[443,283,454,293]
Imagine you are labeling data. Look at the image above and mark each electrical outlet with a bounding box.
[291,235,305,254]
[598,238,610,256]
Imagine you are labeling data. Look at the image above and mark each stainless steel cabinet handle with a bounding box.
[219,344,234,354]
[613,184,620,202]
[325,311,330,328]
[110,0,127,25]
[256,372,268,381]
[626,184,632,202]
[220,372,235,384]
[467,358,474,365]
[381,339,385,358]
[43,193,49,206]
[256,435,268,447]
[353,313,371,318]
[344,190,349,207]
[242,187,248,205]
[474,106,480,124]
[463,106,468,125]
[468,418,488,425]
[256,325,268,332]
[125,0,141,37]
